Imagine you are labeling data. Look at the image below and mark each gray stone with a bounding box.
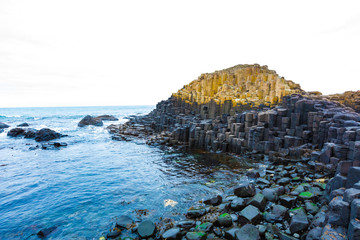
[350,199,360,221]
[230,197,246,211]
[311,211,326,228]
[348,219,360,240]
[238,205,262,224]
[346,167,360,188]
[262,188,278,202]
[115,215,133,229]
[235,224,260,240]
[344,188,360,203]
[225,227,240,240]
[248,193,267,211]
[234,183,256,197]
[327,197,350,227]
[305,202,319,215]
[185,232,206,240]
[306,227,322,240]
[204,195,222,206]
[137,220,155,238]
[187,207,206,219]
[320,224,346,240]
[279,195,297,208]
[289,213,309,233]
[176,220,195,229]
[162,228,182,240]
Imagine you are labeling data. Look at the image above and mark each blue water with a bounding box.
[0,106,257,239]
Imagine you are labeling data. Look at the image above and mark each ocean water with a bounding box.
[0,106,258,239]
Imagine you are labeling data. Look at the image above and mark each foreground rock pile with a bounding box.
[108,64,360,239]
[102,162,336,240]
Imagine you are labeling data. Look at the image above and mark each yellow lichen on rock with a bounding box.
[172,64,303,107]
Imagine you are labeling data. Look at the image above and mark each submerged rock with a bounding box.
[37,226,57,238]
[137,220,155,238]
[17,122,29,127]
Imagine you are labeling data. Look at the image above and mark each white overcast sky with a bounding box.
[0,0,360,108]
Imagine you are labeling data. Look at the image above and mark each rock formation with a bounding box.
[326,91,360,113]
[172,64,303,118]
[108,64,360,239]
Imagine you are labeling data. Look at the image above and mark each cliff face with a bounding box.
[172,64,304,118]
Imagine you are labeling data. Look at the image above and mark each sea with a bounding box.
[0,106,260,239]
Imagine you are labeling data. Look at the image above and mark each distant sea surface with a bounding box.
[0,106,258,239]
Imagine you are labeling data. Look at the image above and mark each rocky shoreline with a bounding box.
[107,64,360,239]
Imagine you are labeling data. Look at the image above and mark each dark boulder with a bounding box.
[204,195,222,206]
[35,128,63,142]
[234,183,256,197]
[95,115,119,121]
[24,128,38,138]
[78,115,103,127]
[17,122,29,127]
[7,128,26,137]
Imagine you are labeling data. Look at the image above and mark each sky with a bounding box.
[0,0,360,108]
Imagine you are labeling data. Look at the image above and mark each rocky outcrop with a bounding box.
[108,63,360,239]
[78,115,118,127]
[7,127,65,142]
[326,91,360,113]
[172,64,303,118]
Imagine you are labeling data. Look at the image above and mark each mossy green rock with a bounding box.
[195,222,213,232]
[186,231,207,240]
[217,213,233,227]
[299,191,314,199]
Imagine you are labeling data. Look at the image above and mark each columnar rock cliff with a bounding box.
[172,64,304,118]
[108,64,360,239]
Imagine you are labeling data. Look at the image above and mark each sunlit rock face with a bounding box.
[172,64,304,118]
[326,91,360,113]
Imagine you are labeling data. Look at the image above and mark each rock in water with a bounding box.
[234,183,256,197]
[137,220,155,238]
[24,128,38,138]
[115,215,133,229]
[37,226,57,238]
[7,128,26,137]
[95,115,119,121]
[78,115,103,127]
[17,122,29,127]
[0,122,10,129]
[34,128,62,142]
